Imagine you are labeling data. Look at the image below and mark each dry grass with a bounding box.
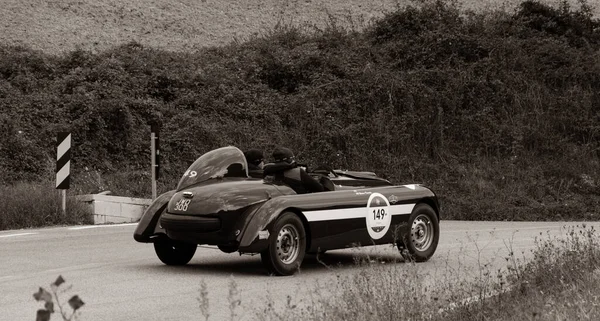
[1,0,596,54]
[439,226,600,320]
[192,225,600,321]
[0,181,92,230]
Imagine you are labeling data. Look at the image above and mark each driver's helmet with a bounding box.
[243,149,264,166]
[272,147,296,164]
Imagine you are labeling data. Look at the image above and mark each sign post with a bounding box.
[56,132,71,216]
[151,124,160,200]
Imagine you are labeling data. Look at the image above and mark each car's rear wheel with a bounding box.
[261,212,306,276]
[397,203,439,262]
[154,238,197,265]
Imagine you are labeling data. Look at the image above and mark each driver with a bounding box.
[243,149,265,179]
[263,147,324,194]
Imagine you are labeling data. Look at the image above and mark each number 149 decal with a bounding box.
[372,208,387,220]
[175,199,191,211]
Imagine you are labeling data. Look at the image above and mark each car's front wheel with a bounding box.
[397,203,439,262]
[260,212,306,276]
[154,238,197,265]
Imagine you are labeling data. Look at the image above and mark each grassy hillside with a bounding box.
[1,0,600,229]
[0,0,596,54]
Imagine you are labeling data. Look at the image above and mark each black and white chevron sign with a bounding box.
[56,132,71,189]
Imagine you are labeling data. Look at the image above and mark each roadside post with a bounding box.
[56,132,71,216]
[151,124,160,200]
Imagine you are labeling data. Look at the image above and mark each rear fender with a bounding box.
[237,197,294,252]
[133,190,176,242]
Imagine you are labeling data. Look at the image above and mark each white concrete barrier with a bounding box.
[76,194,152,224]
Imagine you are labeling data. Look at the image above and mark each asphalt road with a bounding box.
[1,220,594,321]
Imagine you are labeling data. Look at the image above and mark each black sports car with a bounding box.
[134,146,440,275]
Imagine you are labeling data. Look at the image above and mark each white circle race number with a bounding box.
[366,193,392,240]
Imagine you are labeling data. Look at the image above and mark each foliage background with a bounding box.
[0,0,599,225]
[3,0,594,54]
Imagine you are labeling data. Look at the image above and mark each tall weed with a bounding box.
[0,181,92,230]
[247,225,600,321]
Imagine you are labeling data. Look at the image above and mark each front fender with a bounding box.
[133,190,176,242]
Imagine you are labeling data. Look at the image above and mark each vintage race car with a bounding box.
[134,146,440,275]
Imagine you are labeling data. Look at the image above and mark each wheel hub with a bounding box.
[411,214,433,251]
[276,224,300,264]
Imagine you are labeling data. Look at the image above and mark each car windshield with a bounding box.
[177,146,248,190]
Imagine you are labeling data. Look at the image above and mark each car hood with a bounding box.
[167,179,287,215]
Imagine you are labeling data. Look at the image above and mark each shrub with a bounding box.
[0,181,92,230]
[0,1,599,222]
[514,0,600,46]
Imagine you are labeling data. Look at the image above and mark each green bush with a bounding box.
[0,0,599,222]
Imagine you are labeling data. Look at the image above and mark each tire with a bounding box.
[154,238,197,265]
[398,203,439,262]
[260,212,306,276]
[218,244,238,253]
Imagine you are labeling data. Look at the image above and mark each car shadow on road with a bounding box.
[301,251,405,273]
[131,255,266,276]
[131,250,405,277]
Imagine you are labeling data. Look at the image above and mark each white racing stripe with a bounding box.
[0,232,38,238]
[388,204,417,216]
[304,203,415,222]
[68,223,138,230]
